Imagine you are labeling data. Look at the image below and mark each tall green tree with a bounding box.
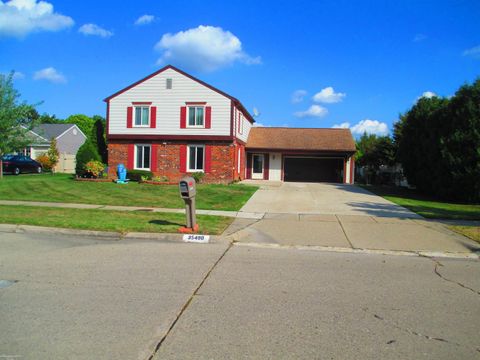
[90,115,107,163]
[0,72,39,179]
[395,79,480,202]
[65,114,95,139]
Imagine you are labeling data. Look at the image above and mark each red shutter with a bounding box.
[150,106,157,128]
[205,145,212,173]
[151,144,157,172]
[263,153,270,180]
[246,153,252,179]
[127,144,134,169]
[180,107,186,129]
[127,107,133,128]
[205,106,211,129]
[180,145,187,173]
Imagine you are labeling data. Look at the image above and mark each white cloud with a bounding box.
[415,91,437,102]
[33,67,66,83]
[0,0,73,38]
[154,25,261,72]
[462,45,480,59]
[332,122,350,129]
[294,104,328,118]
[332,120,389,136]
[413,33,427,42]
[135,14,154,25]
[313,87,346,103]
[291,89,307,103]
[253,122,264,127]
[79,23,113,38]
[350,119,389,136]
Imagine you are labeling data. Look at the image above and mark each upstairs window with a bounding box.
[134,106,150,126]
[188,106,204,127]
[166,78,172,89]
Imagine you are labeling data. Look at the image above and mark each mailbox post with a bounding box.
[179,176,197,230]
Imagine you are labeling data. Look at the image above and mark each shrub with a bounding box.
[127,169,153,182]
[152,175,169,182]
[190,172,205,184]
[47,138,59,173]
[75,140,101,176]
[36,154,52,170]
[84,160,105,178]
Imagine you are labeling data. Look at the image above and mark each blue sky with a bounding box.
[1,0,479,136]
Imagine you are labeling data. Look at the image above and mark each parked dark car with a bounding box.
[1,155,43,175]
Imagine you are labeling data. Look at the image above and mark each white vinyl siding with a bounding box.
[234,106,252,143]
[109,68,231,136]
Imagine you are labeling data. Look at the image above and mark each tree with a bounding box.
[0,72,39,179]
[356,133,396,182]
[46,138,60,174]
[395,79,480,202]
[39,113,62,124]
[65,114,95,139]
[90,116,108,163]
[75,140,101,176]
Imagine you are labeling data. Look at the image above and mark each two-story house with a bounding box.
[105,65,356,183]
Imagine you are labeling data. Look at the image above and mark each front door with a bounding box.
[252,154,264,179]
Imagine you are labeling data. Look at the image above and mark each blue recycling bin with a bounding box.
[117,164,127,182]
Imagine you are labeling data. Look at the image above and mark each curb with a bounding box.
[0,223,223,243]
[233,242,480,260]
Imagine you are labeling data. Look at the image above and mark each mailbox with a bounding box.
[179,176,196,199]
[179,176,197,230]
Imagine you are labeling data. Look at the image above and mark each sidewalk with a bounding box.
[0,199,264,219]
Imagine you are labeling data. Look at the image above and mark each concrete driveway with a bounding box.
[240,181,420,217]
[235,181,479,254]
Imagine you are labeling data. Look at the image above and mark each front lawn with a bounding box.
[0,174,258,211]
[0,205,232,235]
[361,185,480,220]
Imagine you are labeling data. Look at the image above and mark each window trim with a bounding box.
[187,106,206,128]
[134,144,151,170]
[238,111,243,135]
[187,144,205,172]
[133,105,151,127]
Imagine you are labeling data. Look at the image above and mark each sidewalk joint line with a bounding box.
[335,214,355,249]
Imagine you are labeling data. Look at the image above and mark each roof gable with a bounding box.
[31,124,85,140]
[103,64,254,123]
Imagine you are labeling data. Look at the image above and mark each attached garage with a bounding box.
[245,127,356,184]
[284,157,344,183]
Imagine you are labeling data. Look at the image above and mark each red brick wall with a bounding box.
[108,141,236,184]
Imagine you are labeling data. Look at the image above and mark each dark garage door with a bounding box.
[284,157,343,183]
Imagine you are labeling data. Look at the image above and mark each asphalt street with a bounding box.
[1,232,479,359]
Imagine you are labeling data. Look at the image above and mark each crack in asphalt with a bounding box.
[146,242,233,360]
[363,308,480,352]
[419,255,480,295]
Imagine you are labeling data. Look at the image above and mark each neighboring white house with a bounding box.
[25,124,87,173]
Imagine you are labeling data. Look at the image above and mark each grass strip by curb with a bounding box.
[0,205,233,235]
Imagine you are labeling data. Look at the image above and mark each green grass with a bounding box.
[0,173,258,211]
[449,226,480,243]
[361,185,480,220]
[0,205,232,235]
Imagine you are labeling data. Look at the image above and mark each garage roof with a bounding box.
[246,127,356,152]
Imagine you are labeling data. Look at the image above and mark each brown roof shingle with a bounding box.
[246,127,356,152]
